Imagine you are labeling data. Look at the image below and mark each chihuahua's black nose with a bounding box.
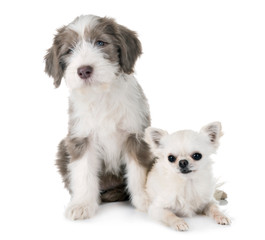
[179,160,189,169]
[77,65,93,79]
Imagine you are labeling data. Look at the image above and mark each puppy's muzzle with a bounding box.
[179,159,192,174]
[77,65,93,80]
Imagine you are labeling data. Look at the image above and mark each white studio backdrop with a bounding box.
[0,0,264,239]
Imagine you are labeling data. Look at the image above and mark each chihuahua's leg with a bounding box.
[148,204,189,231]
[65,145,100,220]
[203,202,231,225]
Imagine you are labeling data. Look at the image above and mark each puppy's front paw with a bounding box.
[65,202,98,220]
[213,213,231,225]
[131,194,149,212]
[170,218,189,231]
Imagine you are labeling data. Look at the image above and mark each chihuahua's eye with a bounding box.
[96,40,106,47]
[192,153,202,161]
[168,155,176,163]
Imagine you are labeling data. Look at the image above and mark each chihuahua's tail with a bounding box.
[214,182,228,201]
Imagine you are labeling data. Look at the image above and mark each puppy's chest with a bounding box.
[70,95,129,173]
[70,95,127,137]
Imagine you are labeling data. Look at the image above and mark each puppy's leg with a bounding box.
[125,135,154,211]
[65,146,100,220]
[148,204,189,231]
[126,157,149,212]
[203,202,231,225]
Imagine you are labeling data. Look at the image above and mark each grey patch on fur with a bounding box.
[66,136,89,161]
[116,23,142,74]
[101,187,129,202]
[44,27,78,87]
[88,18,120,64]
[99,167,129,202]
[56,138,130,202]
[92,17,142,74]
[63,98,88,162]
[126,134,155,171]
[55,137,88,192]
[56,139,71,190]
[56,134,154,201]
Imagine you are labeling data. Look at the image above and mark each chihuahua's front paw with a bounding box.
[214,213,231,225]
[65,201,98,220]
[170,218,189,231]
[131,194,149,212]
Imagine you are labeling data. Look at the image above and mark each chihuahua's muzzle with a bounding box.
[179,159,192,174]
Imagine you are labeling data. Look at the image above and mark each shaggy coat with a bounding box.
[45,15,153,220]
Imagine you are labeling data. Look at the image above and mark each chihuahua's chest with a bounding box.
[169,178,215,217]
[146,164,216,217]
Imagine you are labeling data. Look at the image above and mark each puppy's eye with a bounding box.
[191,153,202,161]
[66,49,73,55]
[168,155,176,163]
[96,41,106,47]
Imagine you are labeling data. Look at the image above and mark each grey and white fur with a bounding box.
[44,15,153,220]
[44,14,227,221]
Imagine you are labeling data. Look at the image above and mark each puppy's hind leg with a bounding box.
[126,157,149,211]
[125,135,154,212]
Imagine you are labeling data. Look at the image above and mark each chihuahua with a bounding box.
[144,122,231,231]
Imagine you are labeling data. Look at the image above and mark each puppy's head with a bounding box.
[145,122,223,176]
[44,15,142,89]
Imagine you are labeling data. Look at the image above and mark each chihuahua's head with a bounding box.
[144,122,223,176]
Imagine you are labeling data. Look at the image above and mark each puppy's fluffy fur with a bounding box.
[144,122,231,231]
[44,15,153,220]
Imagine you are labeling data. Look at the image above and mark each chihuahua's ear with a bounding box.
[200,122,223,148]
[144,127,168,149]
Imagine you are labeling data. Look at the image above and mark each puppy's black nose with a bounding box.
[179,160,189,169]
[77,65,93,79]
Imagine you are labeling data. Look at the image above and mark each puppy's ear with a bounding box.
[200,122,223,148]
[117,24,142,74]
[144,127,168,149]
[44,26,66,88]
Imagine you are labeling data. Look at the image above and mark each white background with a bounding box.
[0,0,265,239]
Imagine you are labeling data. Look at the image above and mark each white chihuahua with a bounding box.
[144,122,231,231]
